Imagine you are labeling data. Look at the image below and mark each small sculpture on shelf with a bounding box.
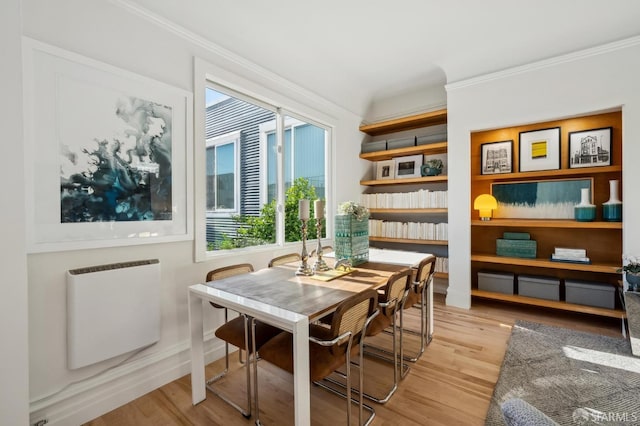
[421,159,444,176]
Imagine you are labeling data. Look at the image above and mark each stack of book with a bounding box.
[551,247,591,264]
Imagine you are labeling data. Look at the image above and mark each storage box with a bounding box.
[361,140,387,153]
[518,275,560,301]
[416,133,447,145]
[496,239,537,258]
[387,137,415,149]
[565,280,615,309]
[478,271,514,294]
[503,232,531,240]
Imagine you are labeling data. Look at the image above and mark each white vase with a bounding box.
[603,179,622,221]
[574,187,595,222]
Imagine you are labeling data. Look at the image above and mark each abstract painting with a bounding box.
[23,38,192,252]
[491,178,592,219]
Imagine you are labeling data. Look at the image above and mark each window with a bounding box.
[203,86,328,252]
[206,131,239,212]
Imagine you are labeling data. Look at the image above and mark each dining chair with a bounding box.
[310,245,333,257]
[268,252,301,267]
[401,255,436,361]
[205,263,281,418]
[253,289,379,426]
[361,268,413,403]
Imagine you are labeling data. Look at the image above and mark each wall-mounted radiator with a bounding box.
[67,259,161,370]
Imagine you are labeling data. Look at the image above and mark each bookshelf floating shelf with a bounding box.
[370,208,448,214]
[471,254,619,274]
[370,236,448,245]
[471,289,625,319]
[471,219,622,229]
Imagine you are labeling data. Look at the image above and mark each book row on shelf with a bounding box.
[435,256,448,274]
[368,219,448,241]
[360,189,448,209]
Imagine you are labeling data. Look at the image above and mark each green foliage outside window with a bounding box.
[216,177,324,249]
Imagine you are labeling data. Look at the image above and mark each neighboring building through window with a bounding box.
[204,87,327,251]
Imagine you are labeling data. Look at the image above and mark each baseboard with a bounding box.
[29,332,225,426]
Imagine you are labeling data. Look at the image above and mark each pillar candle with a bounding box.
[314,200,324,219]
[298,199,310,220]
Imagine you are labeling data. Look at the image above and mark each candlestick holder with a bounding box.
[313,218,330,273]
[296,218,313,276]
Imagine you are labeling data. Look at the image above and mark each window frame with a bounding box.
[194,58,333,262]
[205,130,241,215]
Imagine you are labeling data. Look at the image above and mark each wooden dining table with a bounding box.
[188,253,429,425]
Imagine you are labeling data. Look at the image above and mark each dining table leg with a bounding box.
[189,290,206,405]
[292,317,310,426]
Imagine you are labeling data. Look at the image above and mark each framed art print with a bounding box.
[394,155,423,179]
[519,127,560,172]
[376,159,395,180]
[568,127,612,168]
[22,38,193,252]
[491,178,592,219]
[481,140,513,175]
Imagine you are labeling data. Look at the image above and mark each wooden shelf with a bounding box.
[471,289,625,319]
[434,272,448,279]
[370,236,448,245]
[370,208,447,214]
[472,165,621,182]
[360,142,447,161]
[471,254,619,274]
[361,175,447,186]
[359,109,447,136]
[471,219,622,229]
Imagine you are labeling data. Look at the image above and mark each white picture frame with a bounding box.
[518,127,561,172]
[22,38,193,253]
[376,159,396,180]
[394,154,423,179]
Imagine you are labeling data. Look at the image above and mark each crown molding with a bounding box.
[109,0,351,116]
[446,35,640,91]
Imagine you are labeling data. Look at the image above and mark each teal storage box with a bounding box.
[478,271,514,294]
[496,239,537,258]
[518,275,559,301]
[503,232,531,240]
[565,280,615,309]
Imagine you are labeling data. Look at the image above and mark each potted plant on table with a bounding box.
[620,254,640,357]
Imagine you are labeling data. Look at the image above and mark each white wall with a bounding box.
[445,39,640,308]
[20,0,365,424]
[0,0,30,425]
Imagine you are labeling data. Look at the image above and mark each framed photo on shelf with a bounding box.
[394,154,423,179]
[481,140,513,175]
[375,159,396,180]
[519,127,560,172]
[491,177,593,219]
[568,127,612,168]
[22,38,193,253]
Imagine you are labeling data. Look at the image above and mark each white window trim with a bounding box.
[194,57,334,262]
[205,130,241,216]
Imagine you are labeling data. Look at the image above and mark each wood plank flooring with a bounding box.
[84,295,621,425]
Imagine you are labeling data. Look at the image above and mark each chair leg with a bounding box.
[206,313,252,419]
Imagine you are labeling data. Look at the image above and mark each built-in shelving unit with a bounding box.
[359,109,449,281]
[470,110,623,318]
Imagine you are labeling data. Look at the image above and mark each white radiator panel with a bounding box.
[67,259,161,370]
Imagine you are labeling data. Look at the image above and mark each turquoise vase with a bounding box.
[602,179,622,222]
[574,188,595,222]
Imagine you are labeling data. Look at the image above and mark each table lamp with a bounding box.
[474,194,498,221]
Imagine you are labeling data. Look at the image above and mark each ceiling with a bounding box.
[124,0,640,117]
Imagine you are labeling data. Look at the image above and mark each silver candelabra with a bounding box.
[313,218,330,273]
[296,219,313,276]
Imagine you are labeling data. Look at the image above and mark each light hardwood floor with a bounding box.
[84,295,621,425]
